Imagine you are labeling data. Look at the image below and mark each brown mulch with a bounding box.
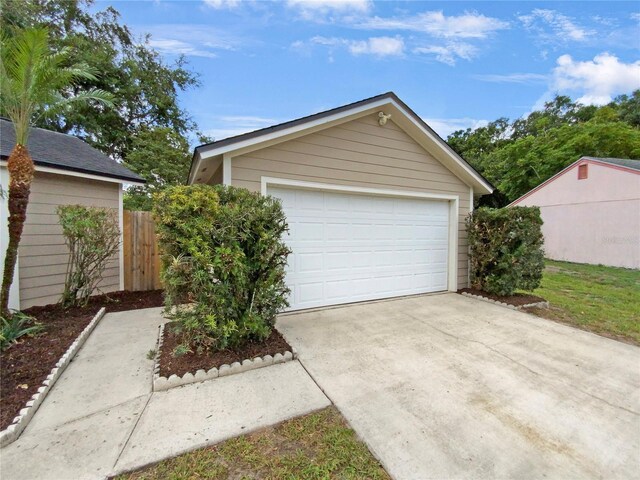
[458,287,547,307]
[0,290,164,431]
[159,322,293,378]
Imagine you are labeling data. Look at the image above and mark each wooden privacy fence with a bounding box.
[123,210,162,291]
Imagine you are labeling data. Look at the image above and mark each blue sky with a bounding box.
[98,0,640,141]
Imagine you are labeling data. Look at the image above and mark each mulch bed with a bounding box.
[458,287,546,307]
[159,322,293,378]
[0,290,164,431]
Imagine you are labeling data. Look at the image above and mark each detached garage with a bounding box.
[189,92,493,310]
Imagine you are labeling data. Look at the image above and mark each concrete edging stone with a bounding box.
[152,323,297,392]
[461,291,549,311]
[0,307,107,447]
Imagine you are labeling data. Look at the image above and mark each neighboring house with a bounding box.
[510,156,640,269]
[0,119,144,310]
[188,92,494,311]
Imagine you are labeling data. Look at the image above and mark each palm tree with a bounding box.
[0,27,113,317]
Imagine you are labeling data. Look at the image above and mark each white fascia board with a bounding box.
[189,151,202,184]
[0,165,21,310]
[0,160,144,186]
[262,176,459,201]
[386,100,493,195]
[118,184,124,290]
[198,98,393,162]
[196,96,492,194]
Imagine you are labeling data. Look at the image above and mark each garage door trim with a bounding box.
[261,176,459,293]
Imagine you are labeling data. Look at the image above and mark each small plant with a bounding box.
[1,311,43,351]
[57,205,120,308]
[146,349,156,360]
[172,344,191,357]
[467,206,545,296]
[153,184,291,353]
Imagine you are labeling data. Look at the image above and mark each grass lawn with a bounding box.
[526,260,640,345]
[115,407,389,480]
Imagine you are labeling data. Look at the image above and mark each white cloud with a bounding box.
[286,0,371,19]
[413,42,477,66]
[423,117,489,138]
[631,12,640,22]
[204,115,278,141]
[348,36,404,56]
[519,9,593,42]
[142,24,238,58]
[203,0,241,9]
[551,53,640,105]
[473,73,548,84]
[148,38,218,58]
[359,10,509,39]
[305,35,405,57]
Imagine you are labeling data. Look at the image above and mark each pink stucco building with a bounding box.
[511,157,640,269]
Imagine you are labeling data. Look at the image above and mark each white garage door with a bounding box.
[269,186,450,311]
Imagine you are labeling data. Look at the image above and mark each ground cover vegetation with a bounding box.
[115,407,390,480]
[526,260,640,345]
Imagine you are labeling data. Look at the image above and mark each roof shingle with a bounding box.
[582,156,640,172]
[0,119,144,183]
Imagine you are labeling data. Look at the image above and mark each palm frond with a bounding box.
[0,27,114,145]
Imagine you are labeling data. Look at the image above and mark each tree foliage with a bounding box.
[57,205,120,308]
[123,127,192,211]
[153,185,291,353]
[448,92,640,203]
[1,0,199,162]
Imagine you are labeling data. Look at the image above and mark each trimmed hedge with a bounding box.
[153,184,291,352]
[466,207,545,296]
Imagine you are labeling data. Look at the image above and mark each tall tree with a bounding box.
[0,27,112,317]
[448,91,640,203]
[123,127,192,211]
[1,0,199,161]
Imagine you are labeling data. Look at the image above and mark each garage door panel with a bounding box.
[269,186,450,310]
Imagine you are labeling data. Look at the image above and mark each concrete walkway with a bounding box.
[0,307,330,480]
[278,293,640,480]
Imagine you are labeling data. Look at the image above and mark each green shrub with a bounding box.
[1,311,42,351]
[153,184,291,352]
[466,206,545,296]
[57,205,121,307]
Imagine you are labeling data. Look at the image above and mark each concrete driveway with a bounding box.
[277,293,640,480]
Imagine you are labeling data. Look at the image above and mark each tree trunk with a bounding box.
[1,145,35,318]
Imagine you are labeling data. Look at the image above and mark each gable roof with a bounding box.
[189,92,494,194]
[0,119,144,184]
[582,157,640,172]
[510,156,640,206]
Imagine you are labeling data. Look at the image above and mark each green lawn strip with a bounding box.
[115,407,389,480]
[528,260,640,344]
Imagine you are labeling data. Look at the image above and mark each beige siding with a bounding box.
[19,171,120,308]
[227,113,472,288]
[211,163,223,185]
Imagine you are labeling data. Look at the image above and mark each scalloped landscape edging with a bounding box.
[0,307,106,448]
[152,323,297,392]
[461,291,549,310]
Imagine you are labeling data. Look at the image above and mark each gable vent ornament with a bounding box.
[378,111,392,126]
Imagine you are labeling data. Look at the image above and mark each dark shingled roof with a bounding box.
[582,156,640,172]
[1,118,144,183]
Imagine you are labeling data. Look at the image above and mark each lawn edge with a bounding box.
[109,405,331,479]
[0,307,106,447]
